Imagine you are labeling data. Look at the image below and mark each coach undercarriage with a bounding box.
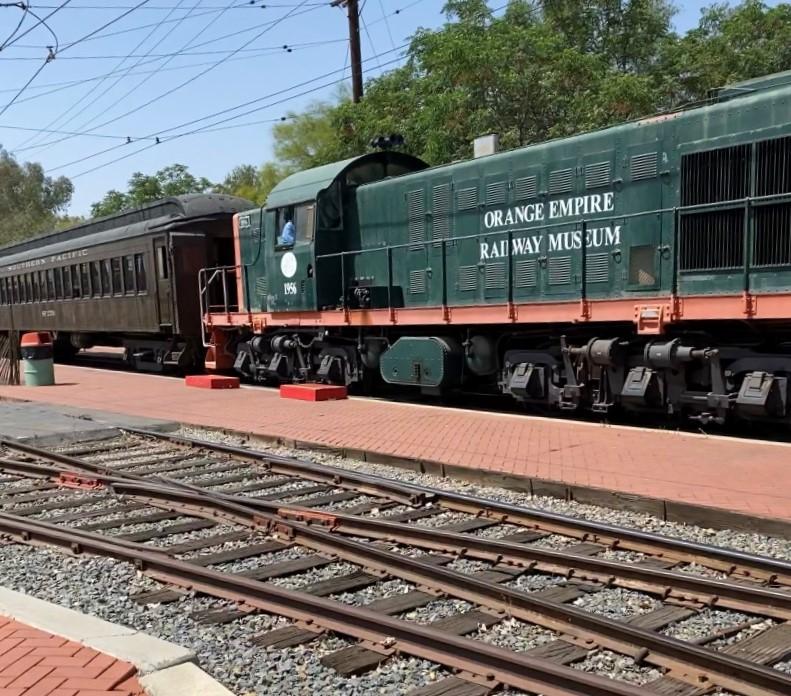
[227,322,791,425]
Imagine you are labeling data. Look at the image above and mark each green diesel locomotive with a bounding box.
[203,70,791,424]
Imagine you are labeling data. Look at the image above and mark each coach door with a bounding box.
[153,237,173,330]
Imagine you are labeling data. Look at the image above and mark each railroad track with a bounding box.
[0,430,790,696]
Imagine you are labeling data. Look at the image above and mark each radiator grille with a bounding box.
[631,152,658,181]
[756,135,791,197]
[549,168,574,195]
[255,277,268,297]
[485,262,506,289]
[754,203,791,267]
[514,175,537,201]
[585,162,610,189]
[456,186,478,211]
[407,189,425,249]
[432,183,451,244]
[585,253,609,283]
[409,269,427,294]
[548,256,572,285]
[679,210,744,271]
[457,265,478,292]
[486,181,507,206]
[681,145,750,206]
[514,259,537,288]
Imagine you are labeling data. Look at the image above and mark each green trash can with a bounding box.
[20,332,55,387]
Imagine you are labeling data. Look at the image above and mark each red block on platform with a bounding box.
[280,383,348,401]
[185,375,240,389]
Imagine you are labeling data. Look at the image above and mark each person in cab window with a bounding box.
[279,210,296,247]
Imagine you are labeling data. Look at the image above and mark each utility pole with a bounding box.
[331,0,363,102]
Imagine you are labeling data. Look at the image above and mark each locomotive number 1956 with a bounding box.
[283,282,298,295]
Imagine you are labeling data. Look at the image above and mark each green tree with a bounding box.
[217,162,288,205]
[0,148,74,245]
[91,163,214,217]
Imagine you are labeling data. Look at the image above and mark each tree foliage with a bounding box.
[90,163,214,218]
[0,148,74,246]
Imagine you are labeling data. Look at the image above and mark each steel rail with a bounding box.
[0,510,651,696]
[117,428,791,584]
[103,480,791,696]
[0,436,427,507]
[4,456,789,620]
[3,456,791,694]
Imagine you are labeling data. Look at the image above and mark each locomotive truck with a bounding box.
[202,70,791,425]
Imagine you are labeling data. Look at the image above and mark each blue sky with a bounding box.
[0,1,779,215]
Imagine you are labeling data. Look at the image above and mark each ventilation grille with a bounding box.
[585,253,609,283]
[432,183,451,244]
[756,135,791,197]
[549,168,574,195]
[457,265,478,292]
[679,210,744,271]
[514,259,537,288]
[457,186,478,211]
[585,162,610,189]
[631,152,658,181]
[486,181,507,206]
[407,189,425,249]
[409,269,427,294]
[548,256,572,285]
[514,176,537,201]
[485,262,506,289]
[255,277,268,297]
[754,203,791,267]
[681,145,749,206]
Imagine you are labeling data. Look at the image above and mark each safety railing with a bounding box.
[199,265,240,347]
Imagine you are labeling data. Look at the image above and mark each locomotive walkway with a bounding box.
[0,364,790,525]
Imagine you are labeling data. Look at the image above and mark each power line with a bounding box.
[0,2,29,52]
[14,0,195,151]
[0,0,68,50]
[377,0,395,49]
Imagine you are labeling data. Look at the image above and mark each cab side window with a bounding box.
[276,206,296,249]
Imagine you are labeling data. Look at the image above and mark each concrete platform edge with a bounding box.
[0,586,235,694]
[207,426,791,540]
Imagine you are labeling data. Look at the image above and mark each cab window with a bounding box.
[275,202,315,249]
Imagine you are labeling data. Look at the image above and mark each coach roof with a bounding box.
[0,194,253,264]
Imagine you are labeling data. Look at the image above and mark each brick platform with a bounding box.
[0,617,144,696]
[1,365,790,522]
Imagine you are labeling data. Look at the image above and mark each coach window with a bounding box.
[71,265,81,299]
[32,273,39,302]
[79,263,90,298]
[24,274,31,303]
[54,268,63,300]
[0,279,6,305]
[111,258,122,295]
[101,259,111,296]
[46,270,53,300]
[63,267,71,299]
[89,262,100,297]
[156,246,169,280]
[123,256,135,294]
[134,254,147,293]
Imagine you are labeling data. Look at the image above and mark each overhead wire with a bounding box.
[15,0,320,152]
[0,0,68,50]
[14,0,196,151]
[0,2,29,51]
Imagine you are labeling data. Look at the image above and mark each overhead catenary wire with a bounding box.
[13,0,197,151]
[13,0,320,153]
[0,2,29,51]
[0,0,68,50]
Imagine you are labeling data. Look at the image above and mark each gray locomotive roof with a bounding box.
[0,194,253,266]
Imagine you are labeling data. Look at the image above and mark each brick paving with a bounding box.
[1,364,790,521]
[0,617,144,696]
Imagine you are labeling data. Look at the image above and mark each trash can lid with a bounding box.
[21,332,53,347]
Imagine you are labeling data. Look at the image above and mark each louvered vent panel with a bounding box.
[548,256,572,285]
[585,253,609,283]
[514,259,537,288]
[585,162,610,189]
[255,277,268,297]
[756,135,791,196]
[485,262,506,289]
[457,265,478,292]
[631,152,658,181]
[407,189,425,249]
[514,176,537,201]
[409,269,427,294]
[549,168,574,195]
[457,187,478,211]
[486,181,507,206]
[432,183,451,244]
[682,145,749,206]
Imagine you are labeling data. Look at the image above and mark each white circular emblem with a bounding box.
[280,251,298,279]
